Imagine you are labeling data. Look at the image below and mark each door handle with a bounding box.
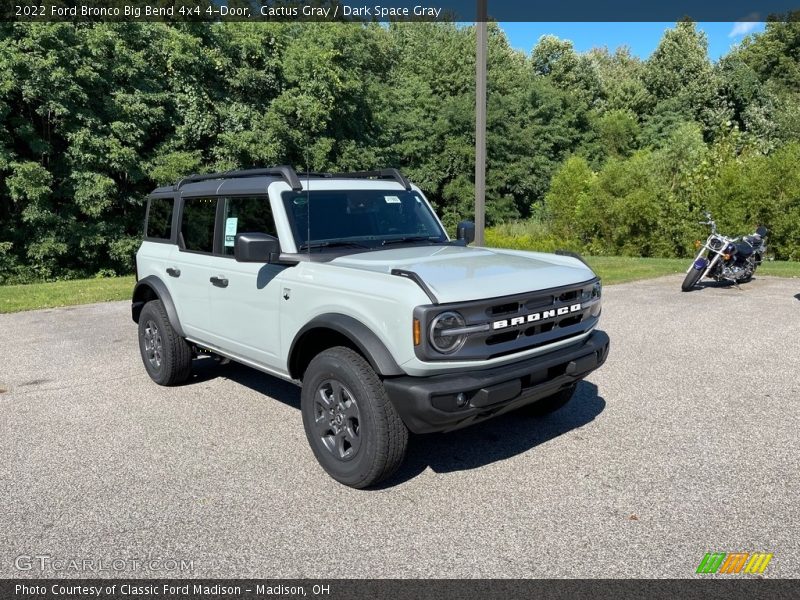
[210,276,229,288]
[166,267,181,278]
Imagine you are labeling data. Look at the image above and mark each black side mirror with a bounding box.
[456,220,475,245]
[234,233,281,263]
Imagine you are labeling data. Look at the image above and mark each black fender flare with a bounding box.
[289,314,404,379]
[131,275,185,338]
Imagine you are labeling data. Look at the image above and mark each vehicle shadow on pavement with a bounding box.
[689,280,737,292]
[381,381,606,487]
[188,358,302,408]
[190,360,604,487]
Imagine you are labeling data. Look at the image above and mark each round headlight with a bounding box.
[429,311,467,354]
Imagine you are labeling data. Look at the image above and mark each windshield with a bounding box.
[282,189,447,250]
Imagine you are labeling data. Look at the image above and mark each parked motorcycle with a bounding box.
[682,212,768,291]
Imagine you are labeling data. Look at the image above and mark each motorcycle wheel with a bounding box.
[681,268,703,291]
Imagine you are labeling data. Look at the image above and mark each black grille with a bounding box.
[413,278,601,362]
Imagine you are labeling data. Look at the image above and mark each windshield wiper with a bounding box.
[381,236,442,246]
[298,240,370,251]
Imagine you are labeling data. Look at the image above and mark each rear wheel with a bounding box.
[137,299,192,386]
[681,267,703,291]
[520,384,576,416]
[301,347,408,489]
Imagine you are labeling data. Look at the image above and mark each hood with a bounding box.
[331,245,596,303]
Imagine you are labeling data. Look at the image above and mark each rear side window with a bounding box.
[180,197,217,253]
[145,197,174,240]
[220,196,277,256]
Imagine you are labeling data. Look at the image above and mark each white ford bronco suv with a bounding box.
[132,166,609,488]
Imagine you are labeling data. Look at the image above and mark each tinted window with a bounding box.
[221,196,277,256]
[146,197,174,240]
[282,190,446,248]
[181,197,217,253]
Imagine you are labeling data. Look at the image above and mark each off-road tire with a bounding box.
[301,347,408,489]
[520,384,577,417]
[137,299,192,386]
[681,268,703,292]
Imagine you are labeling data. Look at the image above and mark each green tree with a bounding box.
[643,20,722,135]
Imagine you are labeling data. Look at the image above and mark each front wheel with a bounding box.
[681,267,703,292]
[301,347,408,489]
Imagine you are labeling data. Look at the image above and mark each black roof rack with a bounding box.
[174,166,411,192]
[323,169,412,190]
[175,165,303,191]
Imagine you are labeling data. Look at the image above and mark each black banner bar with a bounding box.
[3,579,800,600]
[2,0,800,23]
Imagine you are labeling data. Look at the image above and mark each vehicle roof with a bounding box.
[148,177,412,198]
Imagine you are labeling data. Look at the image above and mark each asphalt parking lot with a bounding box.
[2,274,799,579]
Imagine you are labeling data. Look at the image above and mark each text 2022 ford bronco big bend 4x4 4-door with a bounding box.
[132,166,609,487]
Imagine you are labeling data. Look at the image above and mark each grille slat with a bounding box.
[487,301,520,317]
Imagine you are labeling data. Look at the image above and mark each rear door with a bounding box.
[202,195,286,367]
[138,194,178,283]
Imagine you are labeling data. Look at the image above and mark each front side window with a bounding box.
[282,190,447,250]
[145,197,174,240]
[180,197,217,253]
[220,196,278,256]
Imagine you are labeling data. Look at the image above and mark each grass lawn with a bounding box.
[0,276,136,314]
[585,256,688,285]
[585,256,800,285]
[1,256,799,313]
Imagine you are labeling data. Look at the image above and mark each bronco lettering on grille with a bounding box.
[492,303,582,330]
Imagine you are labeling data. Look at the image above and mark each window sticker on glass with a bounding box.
[384,195,401,204]
[224,217,238,247]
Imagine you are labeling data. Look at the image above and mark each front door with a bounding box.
[203,195,285,368]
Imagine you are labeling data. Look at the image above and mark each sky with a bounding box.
[498,22,767,62]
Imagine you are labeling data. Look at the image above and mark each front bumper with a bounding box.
[383,330,609,434]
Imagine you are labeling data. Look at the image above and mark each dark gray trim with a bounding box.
[157,167,414,200]
[325,168,411,190]
[555,249,590,267]
[131,275,185,338]
[391,269,438,304]
[171,166,410,192]
[175,166,302,191]
[213,195,225,254]
[288,314,404,378]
